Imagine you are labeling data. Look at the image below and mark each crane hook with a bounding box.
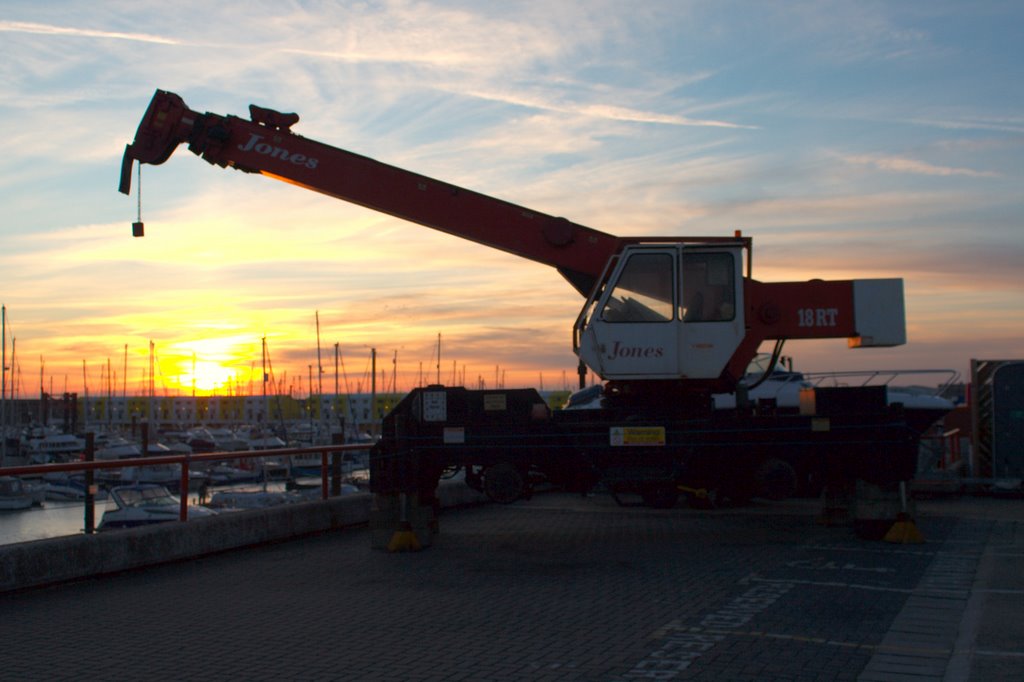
[132,162,144,238]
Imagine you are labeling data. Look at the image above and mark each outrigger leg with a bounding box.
[851,479,925,543]
[370,492,436,552]
[883,481,925,544]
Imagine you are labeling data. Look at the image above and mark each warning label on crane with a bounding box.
[421,391,447,422]
[610,426,666,446]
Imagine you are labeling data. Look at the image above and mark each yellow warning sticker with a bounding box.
[610,426,666,446]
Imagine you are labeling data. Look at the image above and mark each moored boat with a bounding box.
[0,476,34,511]
[21,429,85,464]
[98,484,217,530]
[566,355,957,436]
[42,472,108,501]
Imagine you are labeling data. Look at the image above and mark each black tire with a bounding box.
[755,458,798,501]
[482,462,525,504]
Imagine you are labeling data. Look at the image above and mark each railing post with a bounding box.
[331,432,343,496]
[84,432,95,534]
[180,457,189,521]
[321,450,329,500]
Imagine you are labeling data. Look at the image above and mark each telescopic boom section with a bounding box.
[119,89,626,296]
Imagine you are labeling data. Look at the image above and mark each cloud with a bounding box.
[0,20,179,45]
[452,87,755,130]
[843,153,998,178]
[905,116,1024,135]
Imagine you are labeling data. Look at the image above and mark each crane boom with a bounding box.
[120,89,633,296]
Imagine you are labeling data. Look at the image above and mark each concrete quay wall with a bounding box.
[0,482,487,593]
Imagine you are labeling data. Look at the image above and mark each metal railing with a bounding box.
[919,427,963,472]
[800,368,961,393]
[0,437,374,532]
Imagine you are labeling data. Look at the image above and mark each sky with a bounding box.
[0,0,1022,399]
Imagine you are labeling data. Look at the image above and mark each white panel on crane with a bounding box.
[849,279,906,347]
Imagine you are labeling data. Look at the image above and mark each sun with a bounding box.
[157,336,260,396]
[176,360,237,394]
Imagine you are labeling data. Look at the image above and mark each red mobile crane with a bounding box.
[120,90,931,547]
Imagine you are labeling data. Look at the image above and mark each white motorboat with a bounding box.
[98,484,217,530]
[117,463,182,487]
[194,427,250,452]
[93,440,208,492]
[206,481,359,511]
[94,440,141,488]
[201,463,260,486]
[289,449,371,478]
[41,472,108,501]
[0,476,34,511]
[206,489,304,510]
[95,437,143,460]
[21,429,85,464]
[248,434,288,450]
[565,355,957,435]
[22,479,46,506]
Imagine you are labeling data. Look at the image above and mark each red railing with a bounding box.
[920,427,962,471]
[0,440,374,530]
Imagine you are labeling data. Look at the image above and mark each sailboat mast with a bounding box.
[262,335,268,424]
[371,348,377,434]
[82,359,88,430]
[149,340,155,423]
[1,304,6,466]
[1,305,6,405]
[107,357,112,425]
[315,310,323,397]
[315,310,323,430]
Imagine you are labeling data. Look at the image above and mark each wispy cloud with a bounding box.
[458,88,755,129]
[843,153,998,178]
[0,20,179,45]
[904,116,1024,135]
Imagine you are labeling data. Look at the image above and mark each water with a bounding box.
[0,500,104,544]
[0,490,235,545]
[0,480,343,546]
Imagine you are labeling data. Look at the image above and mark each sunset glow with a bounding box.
[1,2,1021,400]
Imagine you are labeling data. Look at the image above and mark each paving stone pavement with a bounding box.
[1,493,1021,681]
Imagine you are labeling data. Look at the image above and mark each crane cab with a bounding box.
[574,242,747,382]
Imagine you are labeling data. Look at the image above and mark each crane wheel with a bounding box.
[483,462,525,504]
[755,458,798,501]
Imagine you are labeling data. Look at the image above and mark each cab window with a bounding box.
[681,253,735,322]
[601,253,674,322]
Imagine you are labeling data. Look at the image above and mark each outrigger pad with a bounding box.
[387,523,422,552]
[883,514,925,544]
[370,493,434,551]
